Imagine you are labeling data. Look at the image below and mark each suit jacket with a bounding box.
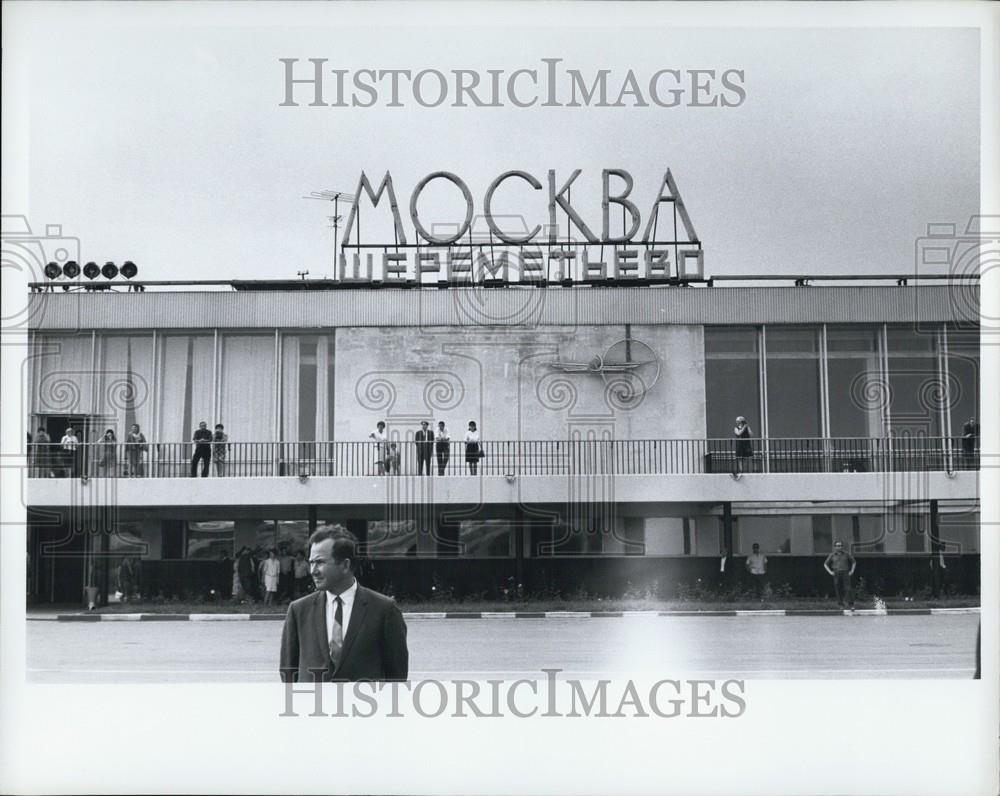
[279,584,408,683]
[415,429,434,454]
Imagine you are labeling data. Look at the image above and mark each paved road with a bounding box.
[25,614,979,683]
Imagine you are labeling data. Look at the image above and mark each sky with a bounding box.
[2,4,981,283]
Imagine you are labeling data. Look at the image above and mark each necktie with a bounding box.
[329,596,344,668]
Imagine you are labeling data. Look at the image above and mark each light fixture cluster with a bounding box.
[42,260,143,291]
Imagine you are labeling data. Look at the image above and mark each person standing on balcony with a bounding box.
[61,427,80,478]
[436,421,451,475]
[33,427,51,477]
[415,420,435,475]
[212,423,228,477]
[823,540,857,611]
[369,421,388,475]
[190,421,212,477]
[98,428,117,477]
[384,442,401,475]
[125,423,147,477]
[961,416,979,469]
[465,421,482,475]
[744,543,768,600]
[733,416,754,475]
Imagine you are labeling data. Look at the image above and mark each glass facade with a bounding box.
[704,323,974,445]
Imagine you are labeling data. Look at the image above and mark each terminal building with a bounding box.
[25,277,980,605]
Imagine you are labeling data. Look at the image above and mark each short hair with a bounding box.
[215,423,224,430]
[308,528,359,565]
[752,543,760,549]
[377,421,386,429]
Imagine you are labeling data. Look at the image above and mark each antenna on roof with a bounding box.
[304,190,356,262]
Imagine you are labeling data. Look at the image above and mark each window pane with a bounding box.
[812,515,832,553]
[827,327,878,353]
[766,327,819,353]
[887,358,943,436]
[186,521,234,559]
[459,520,513,558]
[937,509,979,553]
[948,352,979,440]
[705,358,760,438]
[276,520,310,552]
[828,358,883,436]
[736,516,791,554]
[905,513,927,552]
[887,326,935,352]
[767,359,821,436]
[705,327,758,354]
[856,515,885,552]
[366,520,416,557]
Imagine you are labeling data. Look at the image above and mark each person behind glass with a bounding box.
[733,416,753,475]
[369,421,388,475]
[61,426,80,478]
[262,548,281,606]
[117,556,134,603]
[125,423,147,477]
[415,420,434,475]
[464,421,482,475]
[961,416,979,468]
[212,423,228,477]
[190,420,212,477]
[384,442,401,475]
[98,428,117,477]
[34,427,51,477]
[435,421,451,475]
[293,550,311,598]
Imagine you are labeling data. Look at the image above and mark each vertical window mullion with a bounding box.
[759,326,768,472]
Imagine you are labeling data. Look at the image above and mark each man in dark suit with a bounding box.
[415,420,435,476]
[280,529,408,683]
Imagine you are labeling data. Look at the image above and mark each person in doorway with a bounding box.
[823,540,857,610]
[190,421,212,477]
[98,429,117,477]
[262,548,281,606]
[435,421,451,475]
[464,421,482,475]
[279,529,408,683]
[212,423,228,477]
[369,421,388,475]
[125,423,148,477]
[733,416,754,475]
[415,420,434,475]
[61,427,80,478]
[744,542,768,599]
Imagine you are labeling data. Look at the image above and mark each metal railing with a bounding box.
[26,437,979,479]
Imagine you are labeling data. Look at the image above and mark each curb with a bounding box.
[30,607,981,622]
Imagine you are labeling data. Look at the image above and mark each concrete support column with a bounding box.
[722,502,734,582]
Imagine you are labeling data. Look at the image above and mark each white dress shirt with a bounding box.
[326,579,358,645]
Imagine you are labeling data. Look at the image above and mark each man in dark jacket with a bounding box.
[280,529,408,683]
[415,421,435,476]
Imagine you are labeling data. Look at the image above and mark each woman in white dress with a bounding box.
[262,548,281,606]
[464,420,482,475]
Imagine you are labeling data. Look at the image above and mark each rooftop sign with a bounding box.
[337,169,704,286]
